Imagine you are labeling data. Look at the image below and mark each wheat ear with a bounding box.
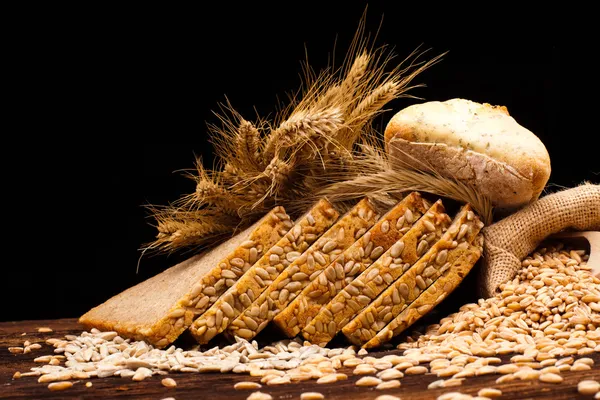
[262,107,344,163]
[145,206,239,252]
[340,52,370,101]
[147,30,447,254]
[235,119,261,169]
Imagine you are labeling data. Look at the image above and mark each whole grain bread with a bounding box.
[385,99,551,209]
[303,200,451,346]
[342,204,484,345]
[226,198,380,341]
[274,192,429,337]
[79,207,293,348]
[364,235,483,348]
[189,199,339,344]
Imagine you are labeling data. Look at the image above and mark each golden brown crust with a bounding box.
[384,99,551,209]
[226,198,379,341]
[189,199,339,344]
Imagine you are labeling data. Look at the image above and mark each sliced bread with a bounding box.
[79,206,293,348]
[227,198,379,341]
[303,200,451,346]
[274,192,429,337]
[342,204,484,345]
[364,235,483,348]
[189,199,339,344]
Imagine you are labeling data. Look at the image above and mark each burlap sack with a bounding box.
[479,183,600,297]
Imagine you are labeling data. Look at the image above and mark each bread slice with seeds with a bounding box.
[364,235,483,348]
[303,199,451,346]
[227,198,380,341]
[79,206,293,348]
[342,204,484,345]
[274,192,430,338]
[189,199,339,344]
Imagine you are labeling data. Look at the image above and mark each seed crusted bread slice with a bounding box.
[274,192,429,338]
[189,199,339,344]
[342,204,484,345]
[303,200,451,346]
[364,235,483,348]
[79,207,293,348]
[226,198,380,341]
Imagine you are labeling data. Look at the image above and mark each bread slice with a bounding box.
[384,99,551,209]
[274,192,429,338]
[303,200,451,346]
[226,198,380,341]
[78,206,293,348]
[342,204,484,345]
[189,199,339,344]
[364,235,483,348]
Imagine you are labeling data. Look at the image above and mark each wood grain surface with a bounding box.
[1,319,598,399]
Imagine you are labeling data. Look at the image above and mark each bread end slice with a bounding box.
[79,207,292,348]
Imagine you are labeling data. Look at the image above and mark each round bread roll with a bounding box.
[384,98,551,209]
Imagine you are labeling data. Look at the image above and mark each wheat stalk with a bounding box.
[315,143,494,224]
[319,169,493,225]
[145,207,238,252]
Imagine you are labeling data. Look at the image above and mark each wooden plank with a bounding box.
[1,319,598,399]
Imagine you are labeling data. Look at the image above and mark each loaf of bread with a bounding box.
[79,207,293,348]
[385,98,551,209]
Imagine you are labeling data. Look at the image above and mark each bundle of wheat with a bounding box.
[146,27,450,254]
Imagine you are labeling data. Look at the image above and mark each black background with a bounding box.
[2,4,594,322]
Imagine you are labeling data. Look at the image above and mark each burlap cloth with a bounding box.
[479,183,600,297]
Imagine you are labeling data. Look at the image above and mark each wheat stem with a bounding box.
[319,169,493,225]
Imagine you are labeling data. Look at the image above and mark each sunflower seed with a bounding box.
[578,380,600,395]
[48,381,73,391]
[247,392,273,400]
[301,392,325,400]
[235,381,262,390]
[355,376,382,387]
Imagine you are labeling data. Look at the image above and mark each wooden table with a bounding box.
[1,319,598,399]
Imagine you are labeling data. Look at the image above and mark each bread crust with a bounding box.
[342,204,484,346]
[385,99,551,209]
[189,199,339,344]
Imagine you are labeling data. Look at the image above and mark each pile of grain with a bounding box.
[12,243,600,399]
